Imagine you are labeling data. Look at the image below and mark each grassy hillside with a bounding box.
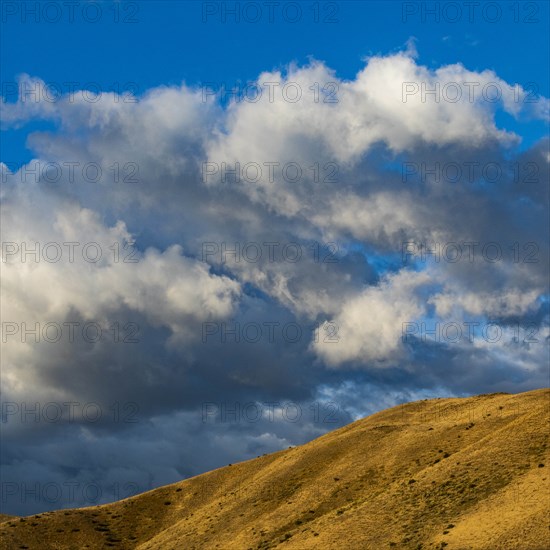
[1,388,549,549]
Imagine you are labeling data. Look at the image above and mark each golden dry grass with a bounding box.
[1,388,549,549]
[0,515,18,524]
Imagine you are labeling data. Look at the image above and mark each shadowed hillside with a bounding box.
[1,388,549,549]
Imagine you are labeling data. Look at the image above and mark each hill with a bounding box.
[1,388,549,549]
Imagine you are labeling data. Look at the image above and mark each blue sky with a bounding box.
[2,1,549,162]
[1,1,549,515]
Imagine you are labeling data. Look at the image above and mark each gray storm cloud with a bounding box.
[1,49,548,514]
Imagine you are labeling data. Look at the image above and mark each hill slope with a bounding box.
[1,388,549,549]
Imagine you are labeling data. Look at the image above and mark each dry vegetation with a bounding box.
[1,388,549,549]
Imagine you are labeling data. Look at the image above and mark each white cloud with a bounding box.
[311,270,432,366]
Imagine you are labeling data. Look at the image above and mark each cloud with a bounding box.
[312,270,432,366]
[1,47,548,514]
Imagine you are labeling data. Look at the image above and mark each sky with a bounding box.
[1,0,549,515]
